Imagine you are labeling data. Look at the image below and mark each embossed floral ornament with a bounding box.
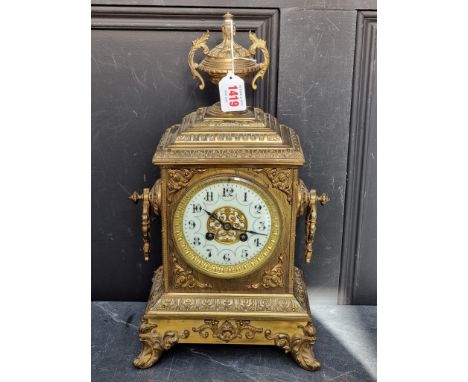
[172,255,212,289]
[193,319,263,343]
[248,254,284,289]
[167,168,206,201]
[254,168,293,203]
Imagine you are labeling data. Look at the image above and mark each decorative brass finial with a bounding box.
[129,191,142,203]
[188,13,270,90]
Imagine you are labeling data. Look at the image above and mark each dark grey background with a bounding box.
[91,1,377,305]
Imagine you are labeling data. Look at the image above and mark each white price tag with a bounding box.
[218,71,247,112]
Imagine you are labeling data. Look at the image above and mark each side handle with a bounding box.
[129,179,161,261]
[297,180,330,263]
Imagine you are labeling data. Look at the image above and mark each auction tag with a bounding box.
[219,71,247,112]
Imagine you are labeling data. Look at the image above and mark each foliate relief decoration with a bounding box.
[133,319,190,369]
[153,295,303,313]
[146,267,164,312]
[156,148,304,161]
[167,168,206,202]
[172,255,213,289]
[293,267,309,313]
[265,322,321,371]
[154,125,304,163]
[253,168,293,203]
[192,319,263,343]
[248,254,284,289]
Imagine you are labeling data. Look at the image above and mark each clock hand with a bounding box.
[203,208,267,236]
[203,209,233,230]
[203,208,225,224]
[230,226,268,236]
[245,229,267,236]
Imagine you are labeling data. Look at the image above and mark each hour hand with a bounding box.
[203,209,226,226]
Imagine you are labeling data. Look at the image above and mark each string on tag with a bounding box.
[227,21,256,70]
[228,19,235,76]
[218,19,247,112]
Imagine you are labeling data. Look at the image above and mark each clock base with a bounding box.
[133,266,320,371]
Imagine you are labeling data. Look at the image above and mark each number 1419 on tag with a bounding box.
[219,72,247,112]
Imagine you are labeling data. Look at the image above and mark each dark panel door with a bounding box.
[277,9,358,304]
[339,11,377,305]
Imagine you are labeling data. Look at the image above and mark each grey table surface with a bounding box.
[92,302,376,382]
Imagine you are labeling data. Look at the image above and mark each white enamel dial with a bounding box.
[172,177,281,278]
[183,181,271,265]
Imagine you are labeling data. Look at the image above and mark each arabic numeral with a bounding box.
[254,238,261,247]
[241,249,249,258]
[192,204,202,213]
[192,237,201,246]
[188,220,196,229]
[244,192,248,202]
[204,191,213,202]
[206,249,212,258]
[254,204,262,213]
[222,187,234,198]
[223,253,231,262]
[258,221,266,231]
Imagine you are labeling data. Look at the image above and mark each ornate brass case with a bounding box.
[155,103,303,295]
[131,103,328,371]
[129,13,328,373]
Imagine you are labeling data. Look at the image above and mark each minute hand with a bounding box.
[231,226,268,236]
[203,208,267,236]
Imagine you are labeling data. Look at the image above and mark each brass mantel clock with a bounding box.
[129,13,329,372]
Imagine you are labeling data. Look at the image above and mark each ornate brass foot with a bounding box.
[265,322,320,371]
[133,319,189,369]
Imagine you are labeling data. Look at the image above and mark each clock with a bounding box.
[173,176,281,278]
[128,13,329,372]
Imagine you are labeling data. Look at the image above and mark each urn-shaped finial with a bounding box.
[188,13,270,90]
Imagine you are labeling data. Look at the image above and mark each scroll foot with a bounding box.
[133,319,189,369]
[290,322,321,371]
[265,321,320,372]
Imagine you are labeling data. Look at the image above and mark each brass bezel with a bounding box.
[172,176,281,279]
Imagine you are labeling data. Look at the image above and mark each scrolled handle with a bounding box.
[297,180,330,264]
[248,31,270,90]
[129,179,161,262]
[188,31,210,90]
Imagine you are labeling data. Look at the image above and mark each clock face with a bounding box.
[172,176,281,279]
